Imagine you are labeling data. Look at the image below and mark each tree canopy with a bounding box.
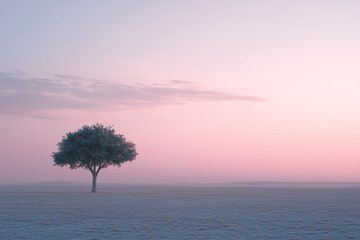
[52,124,137,192]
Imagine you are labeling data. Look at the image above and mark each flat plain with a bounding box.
[1,183,360,239]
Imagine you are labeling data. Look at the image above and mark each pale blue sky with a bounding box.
[1,0,359,81]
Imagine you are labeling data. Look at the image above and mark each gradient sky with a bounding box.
[1,0,359,184]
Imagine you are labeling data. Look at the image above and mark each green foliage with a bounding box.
[52,124,137,174]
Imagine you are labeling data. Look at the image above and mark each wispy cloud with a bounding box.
[169,79,195,85]
[0,71,265,117]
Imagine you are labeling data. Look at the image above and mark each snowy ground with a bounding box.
[1,183,360,239]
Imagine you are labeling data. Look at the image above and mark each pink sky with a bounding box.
[0,1,359,184]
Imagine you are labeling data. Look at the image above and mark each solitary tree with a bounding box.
[52,124,137,193]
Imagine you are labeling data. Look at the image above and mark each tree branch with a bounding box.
[96,161,108,174]
[86,163,94,174]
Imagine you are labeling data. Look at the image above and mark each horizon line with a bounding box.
[3,181,360,188]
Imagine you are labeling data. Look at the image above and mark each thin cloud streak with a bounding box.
[0,71,265,117]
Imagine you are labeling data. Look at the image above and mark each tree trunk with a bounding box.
[91,172,98,193]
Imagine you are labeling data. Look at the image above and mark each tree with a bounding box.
[52,124,137,193]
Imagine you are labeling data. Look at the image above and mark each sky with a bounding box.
[0,0,359,184]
